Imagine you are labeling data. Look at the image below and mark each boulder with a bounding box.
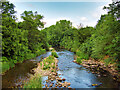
[67,83,71,86]
[62,78,66,81]
[57,78,62,81]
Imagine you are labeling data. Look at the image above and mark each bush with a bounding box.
[104,57,115,66]
[76,50,89,60]
[76,57,82,64]
[1,57,9,62]
[1,61,15,73]
[42,56,55,70]
[51,51,58,58]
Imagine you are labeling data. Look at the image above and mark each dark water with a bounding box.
[2,51,51,88]
[2,50,119,88]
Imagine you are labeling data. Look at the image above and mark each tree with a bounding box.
[103,1,120,20]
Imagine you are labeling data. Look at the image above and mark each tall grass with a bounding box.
[23,74,42,88]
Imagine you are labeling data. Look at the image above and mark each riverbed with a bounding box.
[2,50,119,88]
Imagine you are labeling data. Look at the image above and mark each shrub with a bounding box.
[76,57,82,64]
[51,51,58,58]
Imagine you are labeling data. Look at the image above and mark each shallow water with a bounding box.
[2,50,119,88]
[42,50,118,88]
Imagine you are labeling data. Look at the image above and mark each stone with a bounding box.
[62,78,66,81]
[103,74,107,77]
[97,75,101,77]
[57,78,62,81]
[92,84,98,86]
[51,79,54,81]
[67,83,71,86]
[49,84,53,87]
[45,84,48,87]
[59,84,62,87]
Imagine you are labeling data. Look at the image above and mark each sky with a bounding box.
[8,0,112,28]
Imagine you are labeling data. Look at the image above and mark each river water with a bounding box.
[2,50,119,88]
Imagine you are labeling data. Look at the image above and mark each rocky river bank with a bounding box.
[73,58,120,83]
[33,55,72,88]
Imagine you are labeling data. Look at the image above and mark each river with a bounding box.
[2,50,119,88]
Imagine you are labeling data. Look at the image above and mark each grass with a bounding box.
[0,61,15,74]
[40,55,56,70]
[23,74,42,88]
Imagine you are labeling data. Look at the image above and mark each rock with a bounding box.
[59,84,62,87]
[55,84,58,87]
[49,84,53,87]
[57,78,62,81]
[45,84,48,87]
[52,72,56,75]
[73,60,76,62]
[103,74,107,77]
[58,74,61,75]
[64,85,67,87]
[92,72,95,74]
[51,79,54,81]
[46,80,49,83]
[62,78,66,81]
[92,84,98,86]
[97,75,101,77]
[67,83,71,86]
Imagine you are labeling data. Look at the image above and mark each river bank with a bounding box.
[2,49,119,88]
[1,49,47,75]
[29,48,72,88]
[73,56,120,83]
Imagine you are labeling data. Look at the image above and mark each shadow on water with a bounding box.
[2,51,51,88]
[2,50,119,88]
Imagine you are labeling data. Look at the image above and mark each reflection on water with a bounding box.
[2,51,51,88]
[2,50,119,88]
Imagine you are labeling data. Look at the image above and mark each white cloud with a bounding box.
[77,16,88,22]
[9,0,113,28]
[14,8,24,22]
[43,17,73,27]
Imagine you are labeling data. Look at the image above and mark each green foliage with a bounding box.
[1,56,8,62]
[2,1,120,73]
[76,57,82,64]
[1,61,15,73]
[76,50,89,60]
[23,74,42,88]
[51,51,58,58]
[44,2,120,70]
[103,1,120,19]
[104,57,115,66]
[1,1,49,73]
[40,55,55,70]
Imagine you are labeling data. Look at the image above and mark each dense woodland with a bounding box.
[0,1,120,73]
